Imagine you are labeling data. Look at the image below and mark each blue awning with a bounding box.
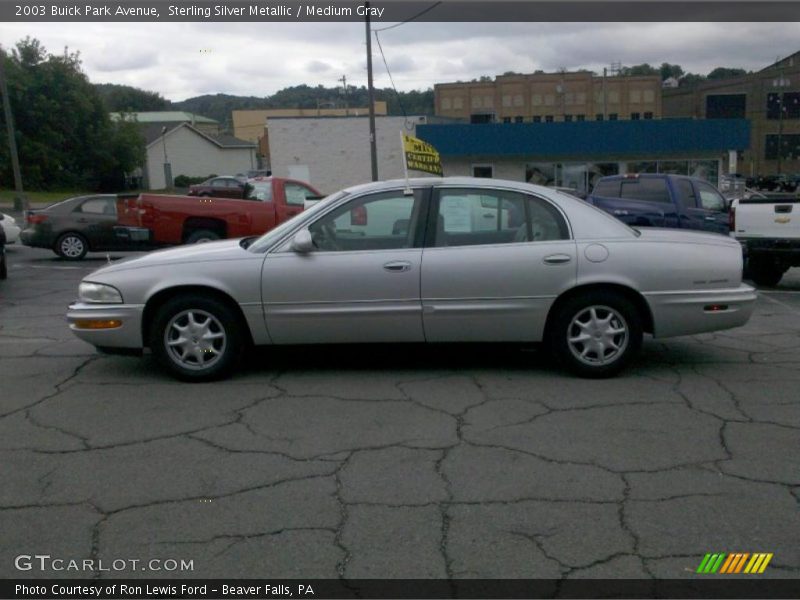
[416,119,750,158]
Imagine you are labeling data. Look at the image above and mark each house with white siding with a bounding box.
[144,123,257,190]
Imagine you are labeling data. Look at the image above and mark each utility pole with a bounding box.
[602,67,608,119]
[338,74,349,116]
[0,45,26,211]
[365,2,378,181]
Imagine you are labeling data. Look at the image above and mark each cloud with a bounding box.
[0,21,797,99]
[306,60,333,73]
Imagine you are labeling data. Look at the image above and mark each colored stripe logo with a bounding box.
[697,553,773,574]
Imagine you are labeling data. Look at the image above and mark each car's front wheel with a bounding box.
[55,232,88,260]
[149,295,243,381]
[548,291,643,378]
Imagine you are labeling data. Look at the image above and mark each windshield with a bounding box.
[247,190,350,253]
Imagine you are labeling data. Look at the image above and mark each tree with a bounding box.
[679,73,706,88]
[95,83,171,112]
[0,37,145,191]
[659,63,684,81]
[620,63,659,77]
[707,67,748,80]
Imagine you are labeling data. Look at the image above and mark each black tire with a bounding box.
[149,295,243,381]
[548,290,643,378]
[54,232,89,260]
[185,229,221,244]
[748,258,784,287]
[0,252,7,280]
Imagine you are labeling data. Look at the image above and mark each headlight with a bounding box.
[78,282,123,303]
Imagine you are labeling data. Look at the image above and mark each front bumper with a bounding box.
[644,284,757,338]
[67,301,146,349]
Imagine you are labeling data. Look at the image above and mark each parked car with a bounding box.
[20,195,145,260]
[115,177,322,245]
[586,173,730,235]
[730,194,800,286]
[0,220,7,279]
[67,177,756,381]
[187,176,249,198]
[0,212,21,244]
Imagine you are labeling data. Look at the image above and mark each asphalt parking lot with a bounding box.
[1,229,799,582]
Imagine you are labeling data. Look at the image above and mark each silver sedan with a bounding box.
[67,177,756,380]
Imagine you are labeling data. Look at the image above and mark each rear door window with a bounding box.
[592,179,620,197]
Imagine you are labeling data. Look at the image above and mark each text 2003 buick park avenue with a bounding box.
[67,177,756,380]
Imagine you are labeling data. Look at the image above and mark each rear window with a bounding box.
[592,180,620,197]
[620,178,671,203]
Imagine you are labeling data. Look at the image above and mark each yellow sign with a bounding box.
[402,133,443,176]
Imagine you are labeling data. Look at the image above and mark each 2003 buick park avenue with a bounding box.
[67,177,756,380]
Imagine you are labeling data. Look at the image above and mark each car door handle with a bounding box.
[543,254,572,265]
[383,261,412,272]
[613,209,629,216]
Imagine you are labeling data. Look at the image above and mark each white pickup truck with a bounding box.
[731,193,800,286]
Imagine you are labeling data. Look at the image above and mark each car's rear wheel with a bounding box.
[55,232,88,260]
[149,295,243,381]
[185,229,221,244]
[548,291,643,378]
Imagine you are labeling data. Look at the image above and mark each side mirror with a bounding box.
[290,228,314,253]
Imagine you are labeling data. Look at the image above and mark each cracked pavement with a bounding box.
[1,240,799,581]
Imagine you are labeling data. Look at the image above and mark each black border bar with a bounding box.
[5,579,800,599]
[2,1,800,22]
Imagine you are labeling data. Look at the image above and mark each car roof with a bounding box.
[340,176,561,197]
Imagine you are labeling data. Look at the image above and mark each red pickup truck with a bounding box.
[115,177,322,245]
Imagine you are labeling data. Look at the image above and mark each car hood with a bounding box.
[90,239,253,276]
[633,227,737,247]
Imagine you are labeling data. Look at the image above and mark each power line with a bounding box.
[372,1,442,32]
[373,31,413,129]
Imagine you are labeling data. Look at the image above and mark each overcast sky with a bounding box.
[0,21,798,101]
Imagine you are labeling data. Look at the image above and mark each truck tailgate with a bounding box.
[734,197,800,239]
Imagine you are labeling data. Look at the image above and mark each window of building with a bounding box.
[513,94,524,107]
[532,94,543,106]
[628,161,658,174]
[608,91,620,104]
[441,97,452,110]
[502,95,512,107]
[470,113,494,124]
[514,116,524,123]
[644,112,654,119]
[631,112,641,120]
[629,90,642,103]
[545,115,554,123]
[707,94,746,119]
[502,116,512,124]
[643,90,655,103]
[471,96,483,109]
[608,113,618,120]
[576,114,586,122]
[575,92,586,104]
[532,115,542,123]
[564,114,573,122]
[483,95,494,108]
[544,94,555,106]
[767,92,800,120]
[565,93,575,105]
[453,97,463,109]
[765,134,800,160]
[526,163,556,186]
[595,114,604,121]
[658,160,689,175]
[472,164,494,178]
